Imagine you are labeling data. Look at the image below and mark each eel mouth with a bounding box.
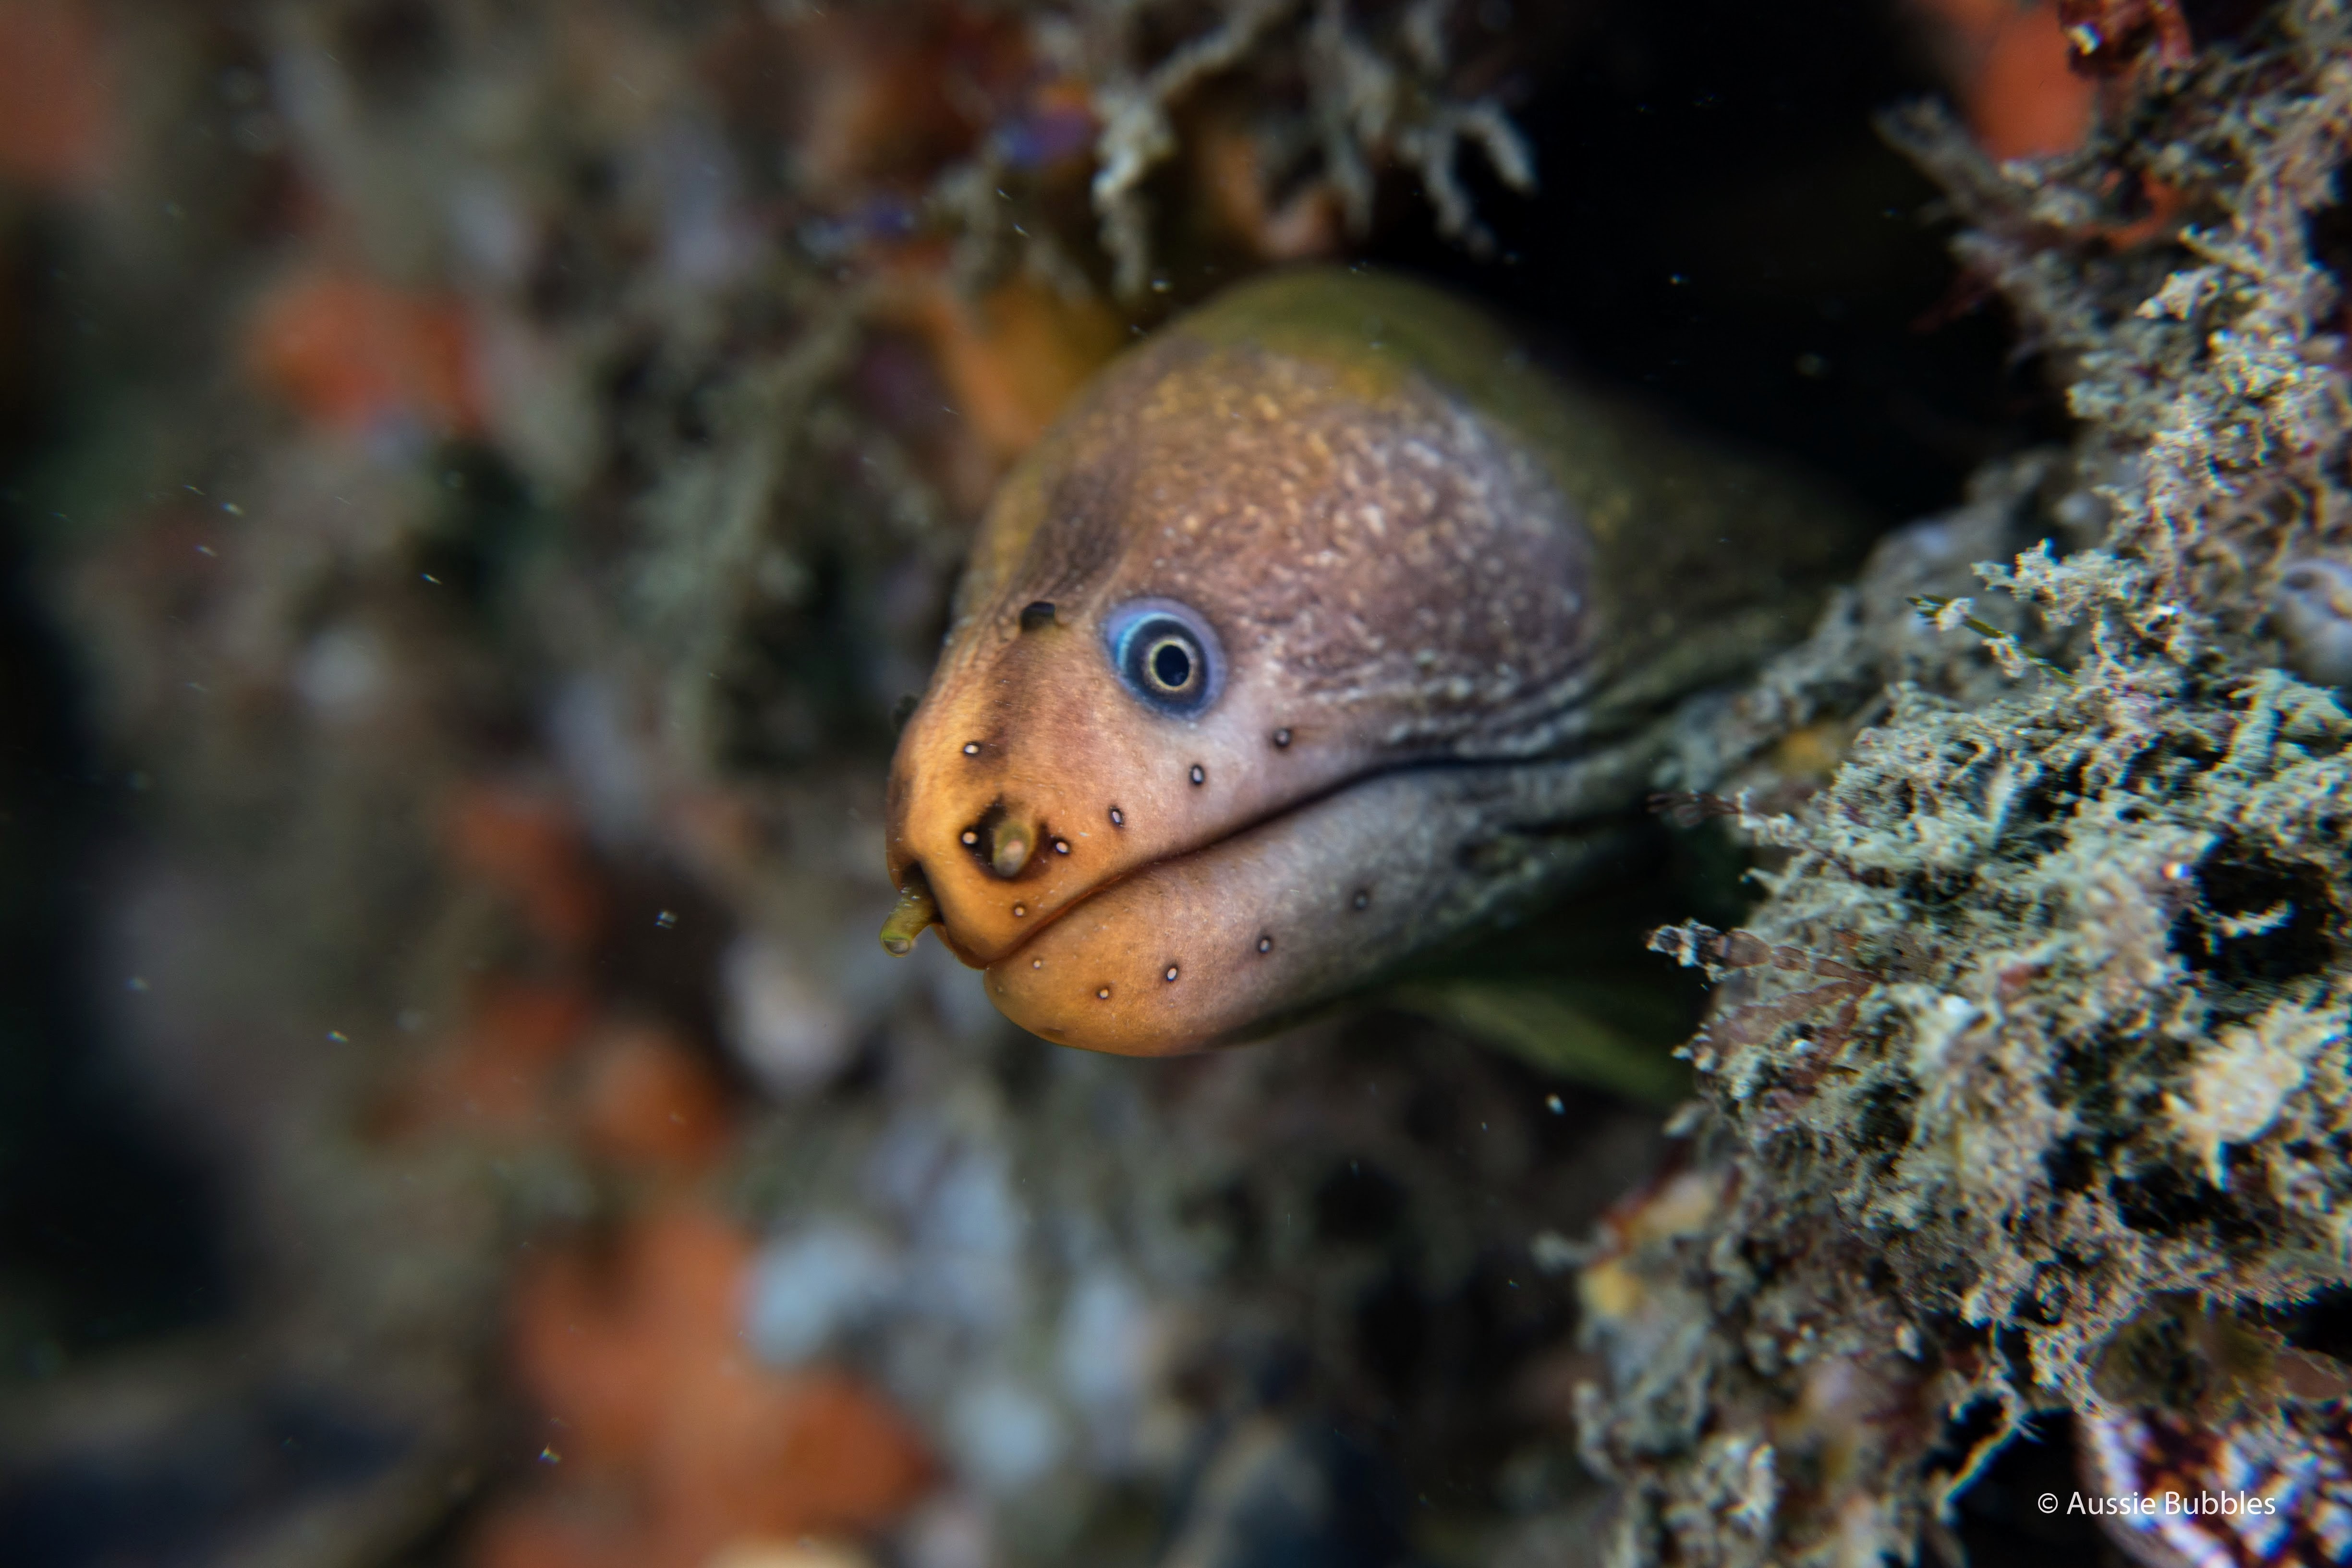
[956,757,1612,1057]
[906,773,1342,971]
[937,754,1422,965]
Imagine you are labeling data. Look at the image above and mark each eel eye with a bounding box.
[1105,597,1224,717]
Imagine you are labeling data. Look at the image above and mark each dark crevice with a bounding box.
[1364,0,2068,524]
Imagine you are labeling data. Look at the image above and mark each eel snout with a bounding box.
[882,591,1382,977]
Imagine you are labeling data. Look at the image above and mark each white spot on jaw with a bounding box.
[963,741,982,755]
[1164,965,1179,982]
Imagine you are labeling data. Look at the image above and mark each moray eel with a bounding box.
[881,268,1860,1055]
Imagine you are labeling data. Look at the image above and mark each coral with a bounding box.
[1578,2,2352,1563]
[1045,0,1540,295]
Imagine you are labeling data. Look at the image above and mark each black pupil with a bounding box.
[1151,639,1193,690]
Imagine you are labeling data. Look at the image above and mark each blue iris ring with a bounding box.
[1103,597,1225,717]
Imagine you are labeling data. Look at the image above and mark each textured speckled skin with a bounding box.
[886,267,1861,1054]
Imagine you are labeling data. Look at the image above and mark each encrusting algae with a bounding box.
[1575,2,2352,1564]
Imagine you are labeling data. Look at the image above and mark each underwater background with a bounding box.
[8,1,2340,1565]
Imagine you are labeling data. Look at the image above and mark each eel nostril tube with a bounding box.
[992,816,1036,878]
[879,865,941,955]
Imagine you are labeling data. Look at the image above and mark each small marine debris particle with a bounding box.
[655,909,678,930]
[537,1446,559,1465]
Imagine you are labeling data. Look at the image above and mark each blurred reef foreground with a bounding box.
[0,1,2183,1566]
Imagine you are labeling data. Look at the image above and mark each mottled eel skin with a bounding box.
[883,268,1860,1054]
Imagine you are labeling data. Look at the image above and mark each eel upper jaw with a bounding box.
[923,806,1269,965]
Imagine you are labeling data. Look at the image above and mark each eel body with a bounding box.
[882,268,1860,1055]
